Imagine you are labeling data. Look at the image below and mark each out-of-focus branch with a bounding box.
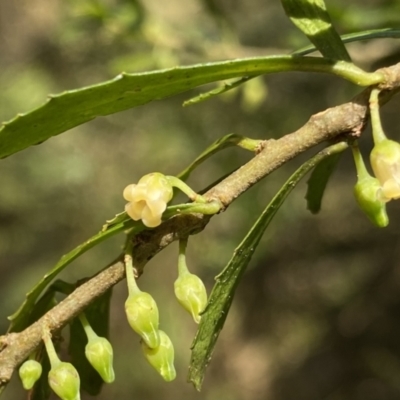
[1,63,400,391]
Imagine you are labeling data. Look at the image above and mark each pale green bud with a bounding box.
[141,330,176,382]
[354,176,388,227]
[370,139,400,201]
[85,337,115,383]
[125,292,160,348]
[48,362,80,400]
[19,359,42,390]
[174,272,207,323]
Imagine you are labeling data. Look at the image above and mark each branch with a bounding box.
[1,62,400,391]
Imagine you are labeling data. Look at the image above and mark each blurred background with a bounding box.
[1,0,400,399]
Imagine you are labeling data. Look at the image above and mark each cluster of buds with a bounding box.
[353,88,400,226]
[124,252,176,381]
[20,321,115,399]
[18,172,212,393]
[123,232,208,381]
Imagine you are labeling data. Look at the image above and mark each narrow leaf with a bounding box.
[281,0,351,61]
[8,218,141,333]
[68,290,112,395]
[0,57,381,159]
[294,28,400,56]
[177,133,253,181]
[183,76,252,107]
[188,141,349,390]
[183,28,400,106]
[306,151,342,213]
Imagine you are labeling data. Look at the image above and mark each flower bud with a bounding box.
[125,292,160,348]
[123,173,173,227]
[85,337,115,383]
[48,362,81,400]
[354,176,388,227]
[141,330,176,382]
[174,273,207,323]
[370,139,400,201]
[19,359,42,390]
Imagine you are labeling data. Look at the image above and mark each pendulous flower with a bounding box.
[123,173,173,228]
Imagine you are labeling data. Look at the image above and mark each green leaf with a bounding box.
[306,151,343,213]
[183,28,400,106]
[68,290,112,396]
[26,288,58,326]
[281,0,351,61]
[0,57,382,159]
[294,28,400,56]
[177,133,254,181]
[8,217,141,333]
[182,76,253,107]
[188,141,349,390]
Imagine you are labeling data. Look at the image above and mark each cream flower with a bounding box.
[370,139,400,201]
[123,173,173,227]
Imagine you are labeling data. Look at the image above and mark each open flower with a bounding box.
[123,173,173,228]
[370,139,400,201]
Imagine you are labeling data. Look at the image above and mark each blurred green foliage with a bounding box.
[1,0,400,399]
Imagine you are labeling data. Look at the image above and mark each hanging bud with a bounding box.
[42,329,80,400]
[370,139,400,201]
[174,273,207,323]
[85,337,115,383]
[354,176,388,227]
[125,292,160,348]
[175,237,207,323]
[19,359,42,390]
[123,173,173,227]
[352,143,388,227]
[141,330,176,382]
[48,362,81,400]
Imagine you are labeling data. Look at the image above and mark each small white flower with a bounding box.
[370,139,400,201]
[123,173,173,227]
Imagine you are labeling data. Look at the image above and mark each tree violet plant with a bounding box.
[2,1,400,399]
